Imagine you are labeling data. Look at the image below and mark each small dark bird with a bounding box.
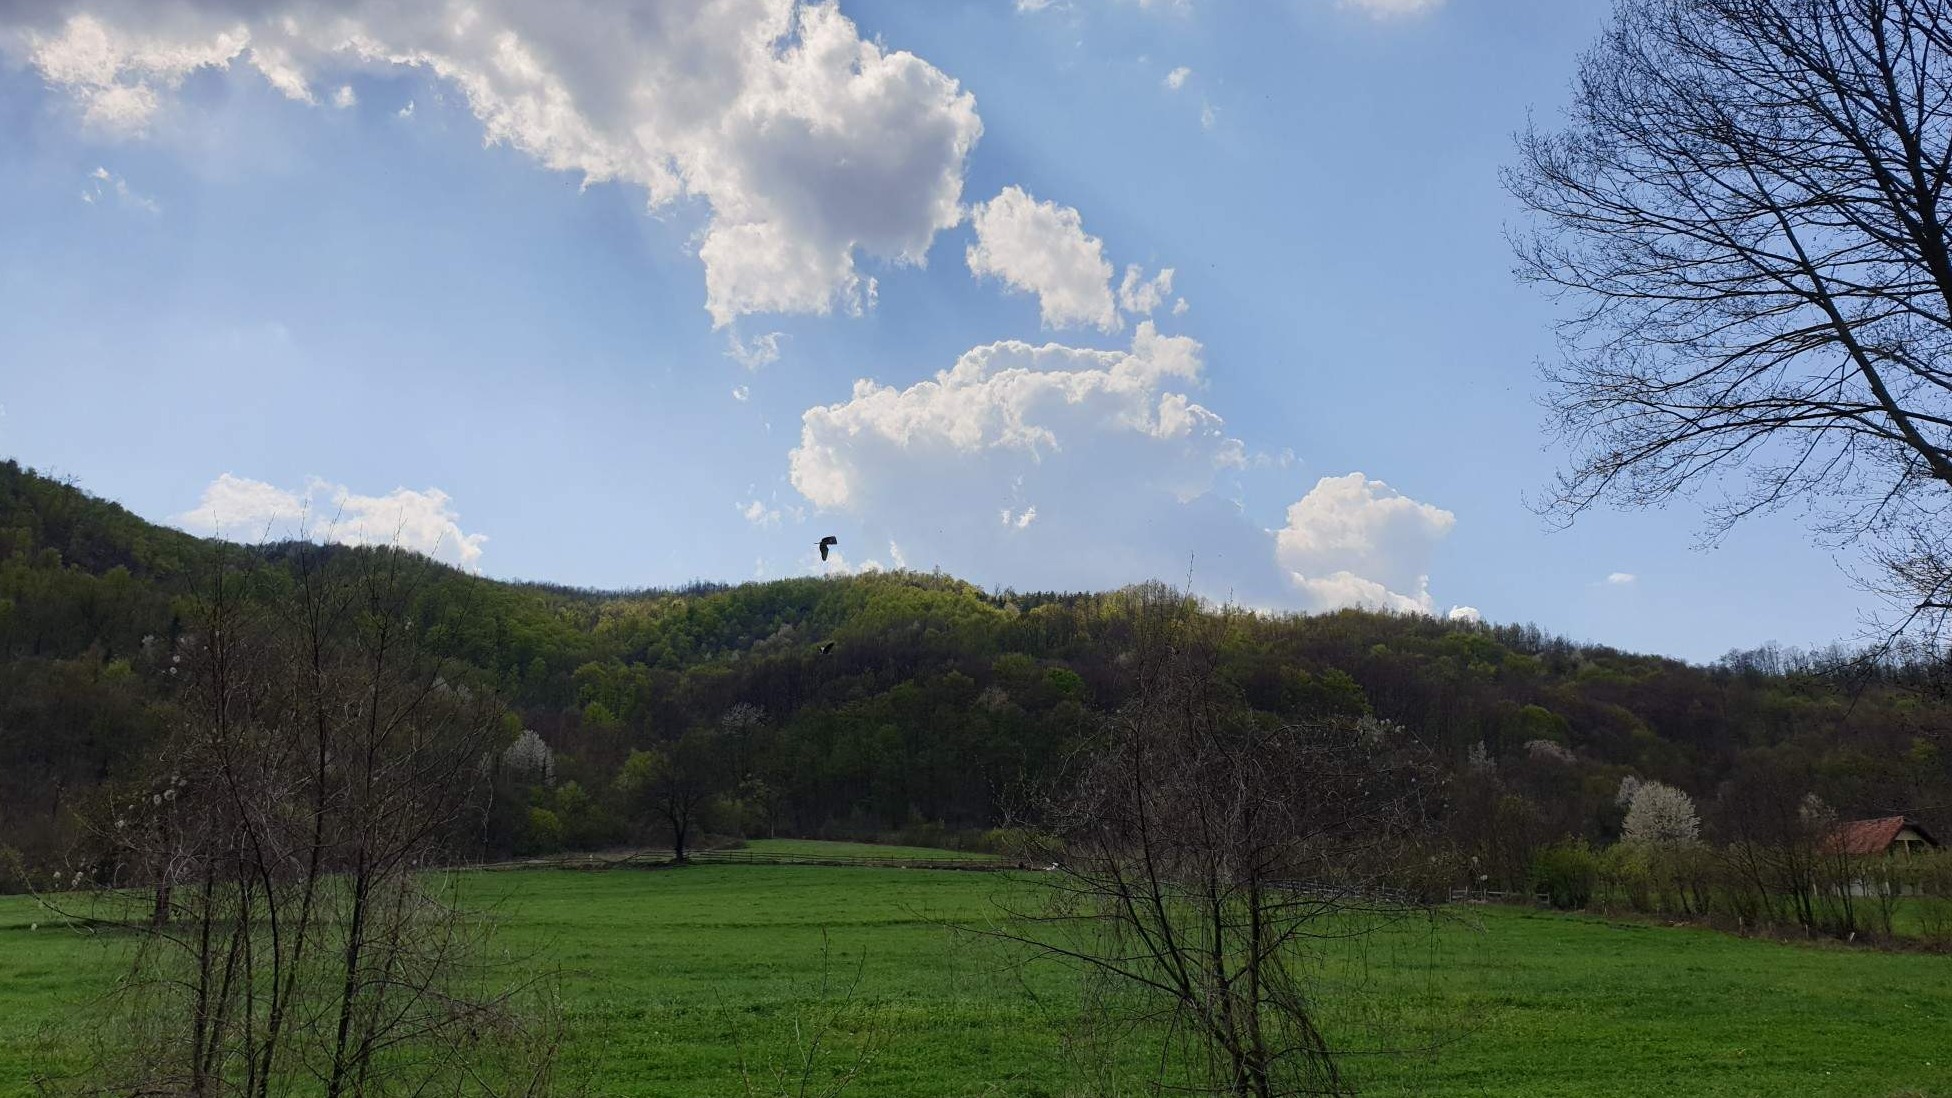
[817,641,835,655]
[817,535,838,561]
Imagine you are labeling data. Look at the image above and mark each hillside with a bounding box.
[2,459,1947,889]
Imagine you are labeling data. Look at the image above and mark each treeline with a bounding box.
[2,460,1949,895]
[1513,769,1952,943]
[1525,831,1952,944]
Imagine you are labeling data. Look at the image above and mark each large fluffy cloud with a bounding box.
[789,327,1457,611]
[5,1,982,326]
[1276,473,1454,613]
[792,321,1227,506]
[966,186,1119,332]
[176,473,488,571]
[789,323,1266,594]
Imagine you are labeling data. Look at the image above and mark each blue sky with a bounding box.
[0,0,1880,661]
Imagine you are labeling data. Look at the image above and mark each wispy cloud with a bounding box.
[80,166,158,213]
[726,331,785,370]
[1340,0,1445,18]
[738,498,781,529]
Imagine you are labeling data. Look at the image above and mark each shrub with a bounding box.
[1598,841,1654,912]
[1912,851,1952,946]
[1531,840,1599,910]
[517,806,565,855]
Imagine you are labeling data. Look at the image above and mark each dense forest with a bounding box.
[3,459,1947,894]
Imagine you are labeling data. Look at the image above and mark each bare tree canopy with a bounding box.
[994,587,1450,1098]
[75,545,560,1098]
[1509,0,1952,631]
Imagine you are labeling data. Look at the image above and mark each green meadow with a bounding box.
[3,847,1949,1097]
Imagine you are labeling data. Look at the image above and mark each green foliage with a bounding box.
[1597,842,1655,913]
[1509,704,1570,746]
[519,807,566,855]
[2,462,1951,882]
[1531,840,1600,910]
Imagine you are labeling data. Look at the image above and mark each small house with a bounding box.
[1826,816,1939,857]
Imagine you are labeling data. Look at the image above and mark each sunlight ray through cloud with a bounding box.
[7,0,983,327]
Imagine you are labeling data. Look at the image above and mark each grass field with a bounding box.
[3,847,1949,1097]
[738,837,999,861]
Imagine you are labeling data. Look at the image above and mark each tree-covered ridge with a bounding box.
[1,460,1946,891]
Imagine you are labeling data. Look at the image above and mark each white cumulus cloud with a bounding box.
[787,326,1459,610]
[22,13,245,134]
[7,1,983,327]
[176,474,488,571]
[1606,571,1637,585]
[966,185,1118,332]
[1163,66,1190,91]
[1447,605,1481,622]
[331,83,356,109]
[789,323,1256,591]
[1276,473,1456,614]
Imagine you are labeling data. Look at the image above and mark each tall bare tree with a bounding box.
[997,586,1446,1098]
[86,543,559,1098]
[1509,0,1952,644]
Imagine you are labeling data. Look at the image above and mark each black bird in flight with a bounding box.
[817,535,838,561]
[817,641,835,655]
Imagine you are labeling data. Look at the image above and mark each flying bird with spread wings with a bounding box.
[817,535,838,561]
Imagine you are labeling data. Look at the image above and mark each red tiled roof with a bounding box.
[1825,816,1925,856]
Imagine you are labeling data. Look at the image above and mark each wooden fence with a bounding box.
[476,847,1009,873]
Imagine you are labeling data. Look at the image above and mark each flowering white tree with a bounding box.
[1623,781,1699,845]
[1799,792,1838,833]
[720,703,766,734]
[503,728,555,786]
[1526,739,1574,764]
[1614,775,1642,809]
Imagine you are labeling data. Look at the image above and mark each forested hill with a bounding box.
[2,459,1947,888]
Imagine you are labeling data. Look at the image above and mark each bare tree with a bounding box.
[995,588,1446,1098]
[83,543,559,1098]
[1509,0,1952,641]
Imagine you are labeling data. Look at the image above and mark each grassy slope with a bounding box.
[3,851,1949,1097]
